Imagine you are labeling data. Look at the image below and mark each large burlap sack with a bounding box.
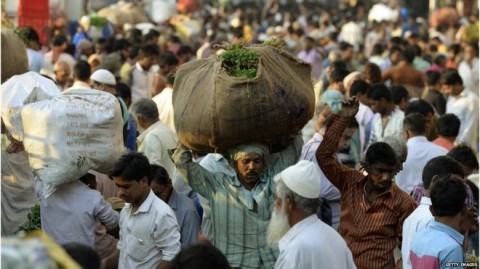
[173,45,314,153]
[1,72,62,141]
[1,29,29,83]
[21,88,125,198]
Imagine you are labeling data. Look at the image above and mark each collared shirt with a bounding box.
[446,89,479,150]
[316,115,416,269]
[275,215,356,269]
[410,221,465,269]
[26,48,45,72]
[152,87,176,133]
[168,190,201,247]
[35,179,119,248]
[301,133,342,230]
[410,183,474,209]
[369,106,404,146]
[137,121,178,179]
[402,197,433,269]
[432,137,454,151]
[118,190,181,269]
[458,58,479,96]
[172,136,303,269]
[130,62,156,103]
[70,80,91,89]
[395,136,448,193]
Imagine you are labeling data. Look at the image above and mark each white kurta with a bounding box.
[446,89,479,151]
[152,87,176,133]
[275,215,357,269]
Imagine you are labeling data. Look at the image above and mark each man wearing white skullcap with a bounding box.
[267,160,356,269]
[172,136,304,269]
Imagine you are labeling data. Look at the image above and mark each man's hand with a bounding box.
[338,97,359,121]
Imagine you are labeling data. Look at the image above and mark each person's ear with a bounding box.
[140,176,149,187]
[285,195,294,211]
[429,205,436,216]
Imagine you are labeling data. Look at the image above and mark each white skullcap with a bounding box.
[274,160,321,199]
[90,69,116,86]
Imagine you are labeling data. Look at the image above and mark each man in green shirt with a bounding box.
[172,136,303,269]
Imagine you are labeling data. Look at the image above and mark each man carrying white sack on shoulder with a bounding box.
[267,160,357,269]
[172,135,303,269]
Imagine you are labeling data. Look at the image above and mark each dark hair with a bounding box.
[339,41,353,52]
[390,85,409,105]
[177,45,193,56]
[113,39,131,52]
[138,44,160,58]
[422,156,465,189]
[372,43,384,55]
[365,142,398,166]
[440,69,463,85]
[350,79,371,96]
[168,242,230,269]
[150,164,171,185]
[428,44,438,53]
[390,37,403,47]
[110,152,151,183]
[166,73,175,85]
[329,68,350,83]
[412,44,422,57]
[364,62,381,84]
[447,145,479,171]
[433,54,447,67]
[367,83,391,101]
[62,243,101,269]
[402,46,416,63]
[430,174,466,217]
[403,112,426,135]
[389,45,403,56]
[448,44,461,55]
[405,99,434,117]
[437,113,460,137]
[159,52,179,67]
[144,31,158,42]
[116,83,132,101]
[23,26,40,43]
[129,46,140,59]
[96,37,106,45]
[52,36,67,47]
[73,60,91,81]
[425,70,441,86]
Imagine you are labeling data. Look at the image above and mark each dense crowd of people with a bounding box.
[2,0,479,268]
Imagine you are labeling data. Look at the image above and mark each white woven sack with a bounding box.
[21,88,125,197]
[1,72,61,141]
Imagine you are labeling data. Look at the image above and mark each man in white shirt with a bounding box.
[35,173,119,249]
[106,153,181,269]
[367,84,405,146]
[130,98,178,178]
[267,160,356,269]
[152,73,176,133]
[350,80,374,153]
[339,13,363,52]
[441,69,479,151]
[395,113,448,193]
[24,27,45,72]
[127,45,160,103]
[69,60,91,89]
[401,156,465,269]
[457,43,479,96]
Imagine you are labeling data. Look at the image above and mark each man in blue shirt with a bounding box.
[410,175,467,269]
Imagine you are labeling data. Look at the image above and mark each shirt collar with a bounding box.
[168,189,178,209]
[135,62,148,72]
[356,176,393,195]
[137,121,162,144]
[279,215,317,251]
[429,220,464,246]
[407,136,428,144]
[419,196,432,206]
[126,189,156,214]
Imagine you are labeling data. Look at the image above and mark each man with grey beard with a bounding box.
[267,160,356,269]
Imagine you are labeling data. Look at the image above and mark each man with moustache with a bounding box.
[172,136,303,269]
[316,97,416,269]
[266,160,356,269]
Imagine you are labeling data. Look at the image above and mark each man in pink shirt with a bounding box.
[433,113,460,151]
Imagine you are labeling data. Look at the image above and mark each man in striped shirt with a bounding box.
[172,136,303,269]
[316,97,416,269]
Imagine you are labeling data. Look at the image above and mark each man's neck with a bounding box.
[132,190,150,213]
[435,216,461,233]
[439,135,456,143]
[381,103,395,117]
[289,211,313,227]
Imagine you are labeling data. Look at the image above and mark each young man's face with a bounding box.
[114,176,148,205]
[368,98,387,114]
[234,153,266,187]
[138,55,157,71]
[441,83,463,96]
[338,127,357,150]
[366,163,397,192]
